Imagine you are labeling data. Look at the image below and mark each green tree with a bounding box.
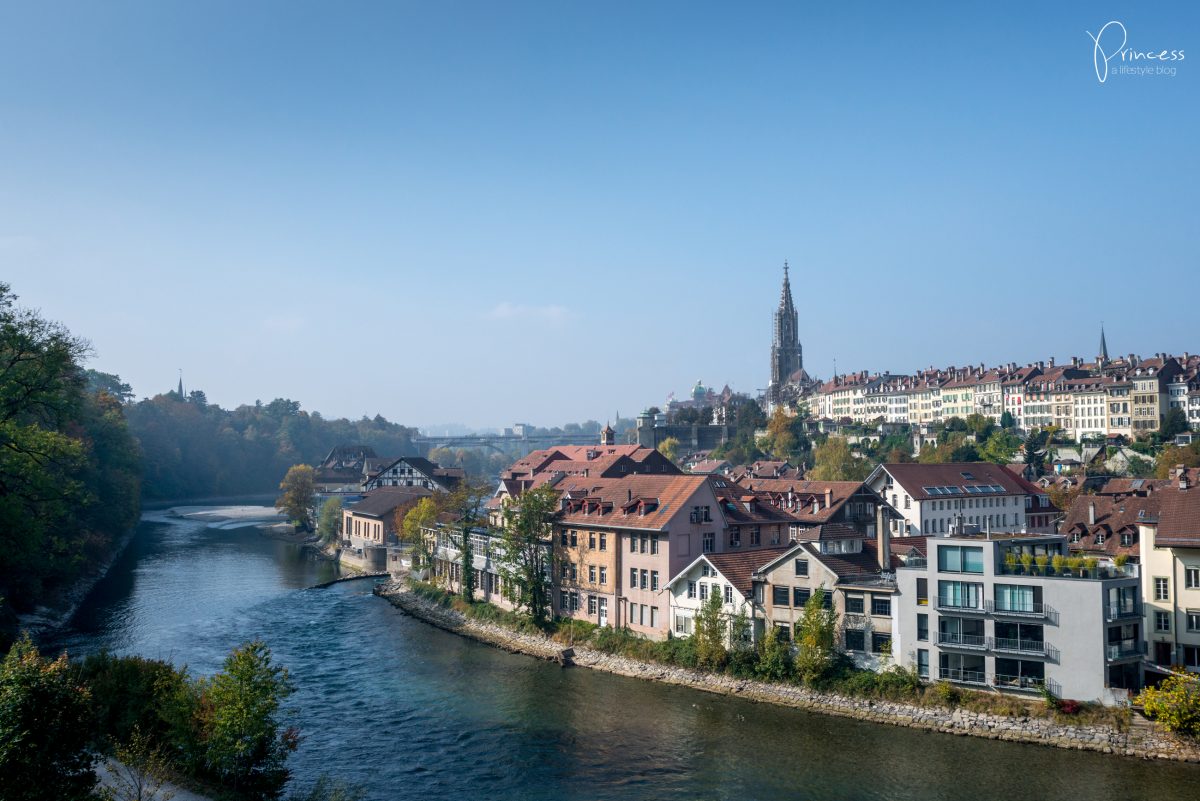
[979,429,1022,464]
[275,464,316,531]
[400,497,439,572]
[999,410,1015,429]
[809,437,870,481]
[498,485,557,625]
[1162,408,1190,440]
[656,436,681,464]
[755,625,792,682]
[794,587,838,684]
[445,482,491,601]
[1137,670,1200,736]
[200,641,297,800]
[105,725,177,801]
[1023,429,1048,473]
[315,497,342,545]
[1155,442,1200,479]
[1127,455,1156,479]
[692,589,728,670]
[764,407,797,461]
[964,413,995,440]
[0,634,98,801]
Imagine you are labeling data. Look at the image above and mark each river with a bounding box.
[49,506,1198,800]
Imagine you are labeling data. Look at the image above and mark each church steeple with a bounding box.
[769,261,803,404]
[1098,323,1109,363]
[177,369,184,397]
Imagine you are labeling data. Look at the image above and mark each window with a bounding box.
[650,534,659,555]
[1156,611,1172,632]
[773,585,790,606]
[560,530,568,546]
[1156,577,1170,601]
[560,590,569,610]
[599,567,607,586]
[651,570,659,591]
[650,606,659,628]
[599,533,607,551]
[1189,611,1200,632]
[587,595,597,615]
[570,530,578,547]
[1121,532,1133,547]
[776,624,791,642]
[872,596,892,617]
[821,591,833,610]
[699,582,709,601]
[750,526,761,546]
[845,630,865,651]
[570,591,579,611]
[703,532,715,553]
[588,565,596,583]
[630,536,637,553]
[687,580,696,599]
[724,585,733,604]
[795,587,812,607]
[640,569,648,590]
[589,532,596,549]
[917,649,929,678]
[917,613,929,641]
[938,545,984,574]
[640,534,648,554]
[845,594,864,614]
[916,578,928,606]
[795,559,809,577]
[871,633,891,654]
[1188,568,1200,589]
[674,614,693,635]
[729,527,741,548]
[630,568,638,588]
[569,563,577,580]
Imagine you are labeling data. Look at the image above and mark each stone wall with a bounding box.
[374,581,1200,763]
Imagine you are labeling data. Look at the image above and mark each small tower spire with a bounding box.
[177,369,184,397]
[1098,322,1109,362]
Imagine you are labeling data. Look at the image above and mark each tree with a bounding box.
[656,436,680,464]
[1127,455,1156,479]
[275,464,316,531]
[793,587,838,684]
[315,497,342,545]
[0,634,98,801]
[1162,408,1190,440]
[692,589,728,670]
[979,429,1022,464]
[1137,670,1200,736]
[964,413,995,440]
[999,411,1015,429]
[200,640,297,800]
[400,497,439,573]
[1046,483,1083,517]
[105,725,176,801]
[764,408,797,461]
[445,482,491,601]
[809,437,870,481]
[498,485,557,625]
[1155,443,1200,479]
[755,625,792,682]
[1023,429,1048,473]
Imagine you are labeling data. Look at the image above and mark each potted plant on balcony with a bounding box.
[1066,556,1083,577]
[1005,551,1018,572]
[1114,553,1129,569]
[1051,554,1066,575]
[1035,555,1049,575]
[1083,556,1099,578]
[1020,553,1034,575]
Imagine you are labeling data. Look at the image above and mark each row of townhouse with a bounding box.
[803,351,1200,442]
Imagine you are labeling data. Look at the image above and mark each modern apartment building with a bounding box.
[867,463,1034,537]
[894,531,1143,704]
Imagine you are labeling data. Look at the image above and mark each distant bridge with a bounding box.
[413,432,612,454]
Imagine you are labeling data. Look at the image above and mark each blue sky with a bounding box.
[2,2,1197,429]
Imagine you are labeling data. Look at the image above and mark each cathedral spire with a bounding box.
[769,261,802,404]
[1098,323,1109,362]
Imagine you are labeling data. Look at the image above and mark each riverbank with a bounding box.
[375,579,1200,763]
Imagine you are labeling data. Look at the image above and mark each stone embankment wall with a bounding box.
[374,581,1200,763]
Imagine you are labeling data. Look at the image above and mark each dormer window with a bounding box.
[1094,532,1105,546]
[1121,531,1134,547]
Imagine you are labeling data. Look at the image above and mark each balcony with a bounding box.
[938,667,987,685]
[1106,641,1146,661]
[985,600,1056,621]
[992,638,1056,659]
[1106,602,1142,621]
[994,674,1062,696]
[937,632,987,649]
[935,597,986,614]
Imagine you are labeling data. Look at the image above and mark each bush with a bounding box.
[756,627,793,682]
[1058,699,1082,715]
[932,681,960,706]
[1137,671,1200,736]
[551,619,597,645]
[77,651,190,750]
[726,646,759,679]
[651,635,698,669]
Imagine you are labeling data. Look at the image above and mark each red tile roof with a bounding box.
[880,463,1030,501]
[705,547,794,597]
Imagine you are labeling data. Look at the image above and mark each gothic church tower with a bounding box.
[769,261,802,403]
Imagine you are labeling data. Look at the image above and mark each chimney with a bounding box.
[627,488,633,502]
[825,488,833,509]
[1088,502,1096,525]
[1182,473,1191,491]
[1049,357,1056,367]
[876,502,891,570]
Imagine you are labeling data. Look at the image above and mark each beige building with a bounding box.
[1141,470,1200,669]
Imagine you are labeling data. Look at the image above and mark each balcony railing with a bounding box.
[1106,602,1142,621]
[992,638,1056,659]
[984,600,1057,621]
[993,675,1062,697]
[937,632,987,649]
[1106,641,1146,660]
[997,562,1139,580]
[935,597,986,613]
[938,667,987,685]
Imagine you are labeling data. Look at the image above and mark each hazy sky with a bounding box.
[2,2,1197,430]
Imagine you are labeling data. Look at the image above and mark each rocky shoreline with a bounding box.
[374,580,1200,763]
